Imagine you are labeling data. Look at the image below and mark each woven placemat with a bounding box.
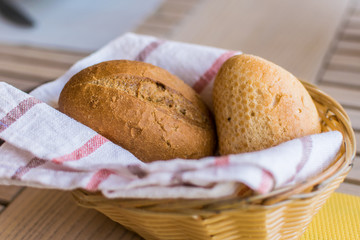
[302,192,360,239]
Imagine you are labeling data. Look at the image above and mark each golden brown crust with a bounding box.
[213,54,321,154]
[58,60,216,162]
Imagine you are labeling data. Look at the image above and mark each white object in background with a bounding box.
[0,0,163,51]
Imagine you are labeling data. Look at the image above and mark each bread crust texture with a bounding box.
[58,60,216,162]
[213,54,321,155]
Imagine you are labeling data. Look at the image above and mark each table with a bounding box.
[0,0,359,239]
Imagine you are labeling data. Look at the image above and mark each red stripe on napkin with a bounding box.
[135,40,165,62]
[0,97,41,133]
[214,156,229,166]
[11,157,46,180]
[297,137,313,172]
[258,170,273,194]
[52,134,109,164]
[192,51,237,93]
[285,136,313,183]
[86,169,114,191]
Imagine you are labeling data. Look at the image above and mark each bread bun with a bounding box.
[58,60,216,162]
[213,54,321,154]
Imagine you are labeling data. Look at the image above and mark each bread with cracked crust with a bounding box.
[58,60,216,162]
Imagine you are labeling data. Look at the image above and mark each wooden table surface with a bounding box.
[0,0,359,239]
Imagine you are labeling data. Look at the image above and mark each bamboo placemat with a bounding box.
[301,192,360,239]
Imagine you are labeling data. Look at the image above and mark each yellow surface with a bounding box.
[301,192,360,240]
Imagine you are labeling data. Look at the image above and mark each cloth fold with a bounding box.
[0,33,343,199]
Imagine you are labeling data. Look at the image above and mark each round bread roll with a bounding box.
[213,54,321,154]
[58,60,216,162]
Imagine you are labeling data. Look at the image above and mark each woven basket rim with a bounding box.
[72,167,348,216]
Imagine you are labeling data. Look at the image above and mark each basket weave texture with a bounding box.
[72,81,356,240]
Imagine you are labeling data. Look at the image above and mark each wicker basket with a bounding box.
[72,81,356,240]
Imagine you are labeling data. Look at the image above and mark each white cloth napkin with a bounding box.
[0,33,342,199]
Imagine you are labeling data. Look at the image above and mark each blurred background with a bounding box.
[0,0,356,85]
[0,0,164,51]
